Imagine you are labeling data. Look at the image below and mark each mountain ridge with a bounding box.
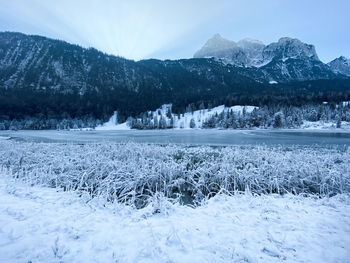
[194,34,345,82]
[328,56,350,77]
[0,31,350,125]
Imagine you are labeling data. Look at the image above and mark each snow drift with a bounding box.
[0,176,349,263]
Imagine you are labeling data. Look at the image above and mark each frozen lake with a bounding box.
[1,129,350,146]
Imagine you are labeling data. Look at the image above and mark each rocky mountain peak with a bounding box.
[193,34,238,59]
[193,35,333,81]
[194,35,320,65]
[339,56,349,61]
[237,38,264,46]
[328,56,350,76]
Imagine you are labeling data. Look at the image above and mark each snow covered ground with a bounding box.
[95,111,130,130]
[95,121,130,131]
[302,120,350,130]
[0,176,349,263]
[0,141,349,262]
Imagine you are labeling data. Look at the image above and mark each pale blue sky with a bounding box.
[0,0,349,62]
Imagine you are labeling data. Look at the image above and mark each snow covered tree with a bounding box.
[186,104,193,114]
[169,116,174,128]
[166,108,172,119]
[153,115,159,129]
[9,119,21,130]
[203,116,216,128]
[159,116,167,129]
[273,112,284,128]
[190,118,196,128]
[336,115,342,128]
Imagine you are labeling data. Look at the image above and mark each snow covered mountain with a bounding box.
[261,37,319,64]
[0,32,160,94]
[237,38,265,67]
[0,32,349,125]
[194,34,337,82]
[328,56,350,76]
[194,34,265,67]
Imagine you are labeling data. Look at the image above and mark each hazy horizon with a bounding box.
[0,0,349,63]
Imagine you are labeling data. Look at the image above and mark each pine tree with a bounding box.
[190,118,196,128]
[169,116,174,128]
[153,115,159,129]
[273,112,284,128]
[336,115,342,128]
[159,116,167,129]
[166,108,172,119]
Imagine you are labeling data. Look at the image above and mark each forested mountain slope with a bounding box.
[0,32,350,128]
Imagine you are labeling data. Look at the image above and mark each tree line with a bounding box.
[127,103,350,130]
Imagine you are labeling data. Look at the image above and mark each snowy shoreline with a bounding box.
[1,176,349,263]
[94,123,350,131]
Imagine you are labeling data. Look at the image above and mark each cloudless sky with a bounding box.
[0,0,349,62]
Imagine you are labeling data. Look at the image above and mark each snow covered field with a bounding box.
[0,141,350,262]
[1,176,349,263]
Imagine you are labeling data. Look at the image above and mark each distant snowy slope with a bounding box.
[173,105,257,129]
[126,104,258,129]
[95,111,130,130]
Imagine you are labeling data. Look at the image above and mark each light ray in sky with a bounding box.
[0,0,349,62]
[0,0,225,60]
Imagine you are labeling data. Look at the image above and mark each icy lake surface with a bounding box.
[1,129,350,145]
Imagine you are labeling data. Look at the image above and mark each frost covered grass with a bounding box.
[1,141,349,207]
